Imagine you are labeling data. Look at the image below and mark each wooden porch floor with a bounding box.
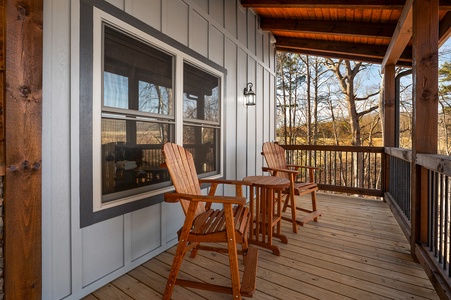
[83,193,439,300]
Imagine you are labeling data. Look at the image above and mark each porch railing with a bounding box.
[280,145,384,197]
[415,153,451,294]
[383,150,451,294]
[278,144,451,297]
[384,148,412,238]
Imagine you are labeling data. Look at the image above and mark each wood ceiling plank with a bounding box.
[380,9,393,23]
[362,8,372,22]
[241,0,451,10]
[329,7,338,20]
[241,0,406,9]
[321,8,330,20]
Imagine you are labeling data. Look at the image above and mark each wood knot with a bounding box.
[19,85,31,98]
[22,160,29,170]
[32,161,41,170]
[16,3,29,20]
[7,165,17,172]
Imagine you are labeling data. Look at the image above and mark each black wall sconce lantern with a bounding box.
[244,82,256,106]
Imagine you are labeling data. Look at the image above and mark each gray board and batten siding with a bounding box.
[42,0,276,299]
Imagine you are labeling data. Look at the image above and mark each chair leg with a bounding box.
[164,203,198,299]
[289,192,298,233]
[242,233,249,264]
[224,205,242,299]
[282,194,289,212]
[163,239,188,300]
[311,191,319,222]
[189,243,200,258]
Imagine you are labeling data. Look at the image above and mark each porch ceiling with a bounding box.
[241,0,451,66]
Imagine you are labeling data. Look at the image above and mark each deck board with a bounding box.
[84,193,439,300]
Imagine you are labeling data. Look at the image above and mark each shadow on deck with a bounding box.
[84,193,439,299]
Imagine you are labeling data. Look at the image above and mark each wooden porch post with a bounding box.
[4,0,43,299]
[411,0,438,255]
[382,64,396,200]
[383,64,396,148]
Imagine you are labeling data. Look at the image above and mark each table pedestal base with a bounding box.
[249,233,287,256]
[244,176,291,256]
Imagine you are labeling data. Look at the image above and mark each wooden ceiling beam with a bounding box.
[381,0,413,71]
[277,47,378,62]
[439,11,451,47]
[276,36,412,62]
[241,0,451,10]
[241,0,405,9]
[277,47,412,67]
[260,18,395,39]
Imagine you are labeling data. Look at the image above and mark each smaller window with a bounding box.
[183,63,220,176]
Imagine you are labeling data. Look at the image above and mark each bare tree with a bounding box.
[276,52,306,144]
[326,59,380,189]
[325,59,379,146]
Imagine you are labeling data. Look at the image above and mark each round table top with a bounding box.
[243,175,290,188]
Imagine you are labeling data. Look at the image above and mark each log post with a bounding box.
[4,1,43,299]
[383,64,396,148]
[383,64,396,195]
[411,0,438,254]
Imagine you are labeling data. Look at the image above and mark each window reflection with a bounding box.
[183,125,218,174]
[138,81,172,115]
[183,63,220,175]
[104,72,128,109]
[101,25,174,202]
[101,118,173,201]
[183,63,219,122]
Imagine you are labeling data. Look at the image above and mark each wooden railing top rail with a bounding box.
[417,153,451,176]
[280,144,384,153]
[385,147,412,162]
[383,147,451,176]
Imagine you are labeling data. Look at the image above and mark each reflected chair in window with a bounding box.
[162,142,258,300]
[262,142,322,233]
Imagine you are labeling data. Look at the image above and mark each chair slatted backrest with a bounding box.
[163,142,206,217]
[262,142,290,180]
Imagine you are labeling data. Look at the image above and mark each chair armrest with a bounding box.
[286,164,320,171]
[286,165,319,183]
[199,179,252,203]
[262,166,299,175]
[199,179,253,187]
[164,192,246,205]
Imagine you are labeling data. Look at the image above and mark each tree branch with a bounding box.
[357,105,379,118]
[355,90,380,101]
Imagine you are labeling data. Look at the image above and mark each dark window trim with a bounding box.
[79,0,226,227]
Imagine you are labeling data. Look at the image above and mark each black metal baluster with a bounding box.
[444,176,448,271]
[435,171,439,257]
[439,173,444,263]
[429,170,433,251]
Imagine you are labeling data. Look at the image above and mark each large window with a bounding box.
[101,26,175,203]
[79,3,225,226]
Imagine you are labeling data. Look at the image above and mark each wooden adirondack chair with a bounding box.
[162,142,258,300]
[261,142,322,233]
